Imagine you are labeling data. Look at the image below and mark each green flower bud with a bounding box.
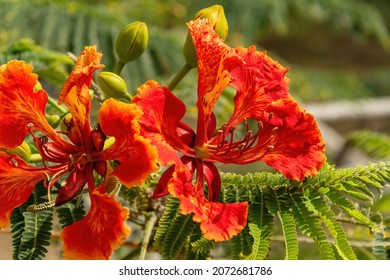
[47,114,61,128]
[115,21,148,65]
[195,5,228,40]
[98,71,130,100]
[183,5,228,68]
[6,141,31,162]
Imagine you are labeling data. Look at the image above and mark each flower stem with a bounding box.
[139,211,158,260]
[113,61,125,75]
[123,93,132,102]
[47,96,67,114]
[168,64,192,90]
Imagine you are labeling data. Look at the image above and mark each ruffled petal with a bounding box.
[98,98,158,187]
[132,80,192,165]
[259,99,326,181]
[168,164,248,242]
[187,19,243,145]
[227,46,290,128]
[58,46,104,147]
[60,185,131,260]
[0,152,46,228]
[0,60,56,148]
[220,99,326,181]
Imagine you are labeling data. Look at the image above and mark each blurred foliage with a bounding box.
[347,130,390,160]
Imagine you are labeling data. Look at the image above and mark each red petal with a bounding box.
[227,46,290,128]
[98,98,158,187]
[55,169,87,206]
[222,99,326,181]
[58,46,104,146]
[0,60,57,148]
[60,185,131,260]
[168,165,248,241]
[203,161,221,202]
[0,152,46,227]
[132,80,192,165]
[187,19,243,145]
[260,99,326,181]
[152,164,175,198]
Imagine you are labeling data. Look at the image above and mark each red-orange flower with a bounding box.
[133,19,326,241]
[0,46,158,259]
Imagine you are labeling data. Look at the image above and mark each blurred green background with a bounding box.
[1,0,389,259]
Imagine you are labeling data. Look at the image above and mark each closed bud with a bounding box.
[98,71,130,99]
[115,21,148,64]
[195,5,228,40]
[6,141,31,162]
[47,114,61,128]
[183,5,228,68]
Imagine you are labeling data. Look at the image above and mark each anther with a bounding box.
[39,135,49,144]
[27,201,55,213]
[10,157,18,167]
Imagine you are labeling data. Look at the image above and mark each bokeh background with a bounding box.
[1,0,389,259]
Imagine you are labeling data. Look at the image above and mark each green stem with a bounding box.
[123,93,132,102]
[168,64,192,90]
[47,96,67,114]
[139,211,158,260]
[113,61,125,75]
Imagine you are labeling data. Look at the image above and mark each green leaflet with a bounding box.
[278,211,299,260]
[244,201,274,260]
[186,226,215,260]
[264,187,299,260]
[154,197,196,259]
[56,198,86,228]
[17,211,53,260]
[10,183,53,260]
[230,225,254,259]
[289,192,335,260]
[306,191,357,260]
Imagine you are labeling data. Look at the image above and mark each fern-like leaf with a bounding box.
[307,190,357,260]
[10,183,53,260]
[154,197,196,259]
[186,226,214,260]
[17,211,53,260]
[289,192,335,259]
[10,207,25,260]
[325,188,378,231]
[56,198,86,228]
[230,224,254,259]
[244,194,274,260]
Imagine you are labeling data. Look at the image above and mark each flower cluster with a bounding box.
[0,46,158,259]
[0,6,326,259]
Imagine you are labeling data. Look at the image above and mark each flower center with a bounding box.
[26,123,90,191]
[206,118,278,161]
[194,145,210,160]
